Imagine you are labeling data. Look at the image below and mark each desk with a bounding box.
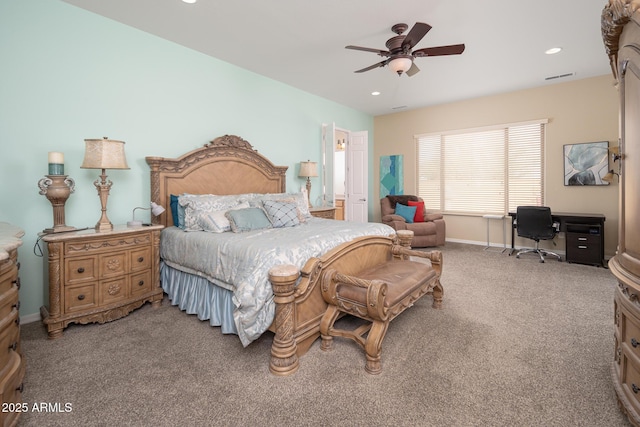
[508,211,605,266]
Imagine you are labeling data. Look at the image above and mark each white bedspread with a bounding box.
[160,218,395,346]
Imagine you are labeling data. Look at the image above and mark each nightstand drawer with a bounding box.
[623,354,640,414]
[130,271,152,296]
[130,248,151,272]
[65,284,97,312]
[99,252,127,278]
[0,351,24,425]
[623,307,640,360]
[0,285,18,320]
[0,310,19,370]
[100,277,128,305]
[66,257,97,283]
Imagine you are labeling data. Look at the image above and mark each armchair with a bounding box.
[380,195,445,247]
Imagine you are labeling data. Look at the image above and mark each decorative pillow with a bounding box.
[170,194,180,227]
[262,200,300,228]
[249,192,311,222]
[198,202,250,233]
[225,207,273,233]
[407,200,425,223]
[394,203,417,223]
[180,194,246,231]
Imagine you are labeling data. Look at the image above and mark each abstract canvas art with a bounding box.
[380,155,403,197]
[563,141,610,186]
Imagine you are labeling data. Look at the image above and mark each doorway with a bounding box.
[322,123,369,222]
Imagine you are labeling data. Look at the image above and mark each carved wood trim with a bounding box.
[602,0,640,79]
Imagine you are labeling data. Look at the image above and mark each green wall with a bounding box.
[0,0,373,319]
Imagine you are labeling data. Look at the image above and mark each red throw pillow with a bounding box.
[407,200,425,223]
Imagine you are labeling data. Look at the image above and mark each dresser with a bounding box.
[603,2,640,425]
[40,225,164,339]
[0,223,25,427]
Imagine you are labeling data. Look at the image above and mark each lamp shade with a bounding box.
[389,56,413,75]
[81,137,130,170]
[299,161,318,178]
[150,202,165,216]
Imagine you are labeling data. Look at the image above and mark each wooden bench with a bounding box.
[319,230,443,374]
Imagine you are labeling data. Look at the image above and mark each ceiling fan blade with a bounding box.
[402,22,432,49]
[413,44,466,57]
[345,45,390,56]
[354,60,388,73]
[406,62,420,77]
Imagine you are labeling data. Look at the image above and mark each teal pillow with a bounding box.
[395,203,417,223]
[225,207,273,233]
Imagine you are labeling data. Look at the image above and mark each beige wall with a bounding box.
[374,75,620,257]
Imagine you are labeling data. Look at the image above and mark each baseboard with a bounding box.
[444,237,567,255]
[20,312,42,325]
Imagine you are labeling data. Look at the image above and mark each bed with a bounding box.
[145,134,397,374]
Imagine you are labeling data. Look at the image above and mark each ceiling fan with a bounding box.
[346,22,465,77]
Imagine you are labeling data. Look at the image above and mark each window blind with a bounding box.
[415,120,547,215]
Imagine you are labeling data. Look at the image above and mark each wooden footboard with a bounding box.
[268,234,405,375]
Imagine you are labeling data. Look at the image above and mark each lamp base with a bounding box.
[127,220,143,227]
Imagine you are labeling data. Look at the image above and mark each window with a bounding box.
[416,119,547,215]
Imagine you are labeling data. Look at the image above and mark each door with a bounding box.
[347,131,368,222]
[321,123,335,207]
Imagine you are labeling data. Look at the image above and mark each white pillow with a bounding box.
[198,202,250,233]
[180,194,249,232]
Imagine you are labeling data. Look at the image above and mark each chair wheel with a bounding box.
[539,260,545,263]
[516,255,520,258]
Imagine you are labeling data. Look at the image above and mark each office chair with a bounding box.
[515,206,561,263]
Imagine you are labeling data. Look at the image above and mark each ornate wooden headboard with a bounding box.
[145,134,288,227]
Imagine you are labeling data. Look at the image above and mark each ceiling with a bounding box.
[62,0,613,116]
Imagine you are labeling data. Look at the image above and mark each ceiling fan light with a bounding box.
[389,56,413,76]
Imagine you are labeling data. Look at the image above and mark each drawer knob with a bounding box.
[633,384,640,394]
[77,267,85,273]
[77,294,85,301]
[14,317,19,326]
[138,280,144,286]
[12,277,21,289]
[632,338,639,348]
[16,383,24,393]
[9,342,17,351]
[12,301,20,310]
[16,262,20,270]
[138,256,144,263]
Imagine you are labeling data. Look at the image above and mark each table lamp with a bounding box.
[81,137,130,232]
[299,160,318,208]
[127,202,165,227]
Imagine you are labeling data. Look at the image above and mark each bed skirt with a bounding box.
[161,262,238,334]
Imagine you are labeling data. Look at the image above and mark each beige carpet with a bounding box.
[17,243,631,426]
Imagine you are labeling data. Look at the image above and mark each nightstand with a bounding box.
[310,207,337,219]
[40,224,164,339]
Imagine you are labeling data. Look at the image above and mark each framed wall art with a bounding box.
[563,141,610,186]
[380,155,403,197]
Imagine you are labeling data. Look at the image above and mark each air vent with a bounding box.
[545,72,575,81]
[391,105,408,110]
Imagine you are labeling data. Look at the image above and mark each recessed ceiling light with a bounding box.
[182,0,197,4]
[371,91,381,96]
[545,47,562,55]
